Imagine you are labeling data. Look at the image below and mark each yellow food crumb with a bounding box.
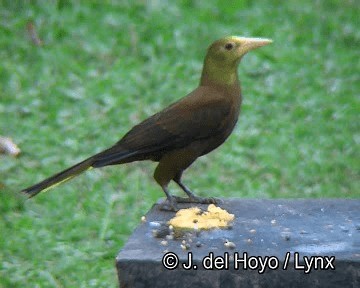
[168,204,234,230]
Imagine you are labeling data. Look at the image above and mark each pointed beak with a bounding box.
[236,37,273,54]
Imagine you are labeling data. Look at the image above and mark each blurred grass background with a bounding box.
[0,0,359,286]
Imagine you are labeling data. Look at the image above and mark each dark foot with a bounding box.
[159,197,179,212]
[173,195,221,204]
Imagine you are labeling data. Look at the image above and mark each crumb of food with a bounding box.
[149,221,161,228]
[224,239,236,249]
[141,216,146,223]
[246,238,252,244]
[281,231,291,241]
[168,204,234,230]
[166,234,174,240]
[0,136,21,156]
[181,243,191,250]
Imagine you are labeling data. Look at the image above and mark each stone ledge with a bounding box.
[116,199,360,288]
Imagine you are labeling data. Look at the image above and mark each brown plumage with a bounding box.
[21,36,272,211]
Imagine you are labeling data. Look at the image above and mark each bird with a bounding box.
[21,36,272,211]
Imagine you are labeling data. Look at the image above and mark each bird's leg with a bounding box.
[158,184,179,211]
[173,172,219,204]
[154,163,179,211]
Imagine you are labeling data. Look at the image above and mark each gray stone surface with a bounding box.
[116,199,360,288]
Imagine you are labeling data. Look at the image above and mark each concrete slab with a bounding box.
[116,199,360,288]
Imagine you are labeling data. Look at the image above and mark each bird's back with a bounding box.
[92,84,241,167]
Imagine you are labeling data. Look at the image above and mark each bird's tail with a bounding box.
[21,157,94,198]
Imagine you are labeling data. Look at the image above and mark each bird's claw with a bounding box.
[173,195,221,204]
[159,197,179,212]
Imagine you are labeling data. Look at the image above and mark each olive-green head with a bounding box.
[201,36,272,86]
[207,36,272,65]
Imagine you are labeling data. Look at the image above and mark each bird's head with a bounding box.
[207,36,273,65]
[201,36,272,86]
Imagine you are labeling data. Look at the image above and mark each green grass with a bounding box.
[1,0,359,286]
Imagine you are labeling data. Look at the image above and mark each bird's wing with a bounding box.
[93,86,232,166]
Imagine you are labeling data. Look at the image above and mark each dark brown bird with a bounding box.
[22,36,272,211]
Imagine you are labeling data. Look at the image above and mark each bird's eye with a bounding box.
[224,43,234,50]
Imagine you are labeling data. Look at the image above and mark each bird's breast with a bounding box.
[201,92,242,156]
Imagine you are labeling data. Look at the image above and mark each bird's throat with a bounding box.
[200,58,239,87]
